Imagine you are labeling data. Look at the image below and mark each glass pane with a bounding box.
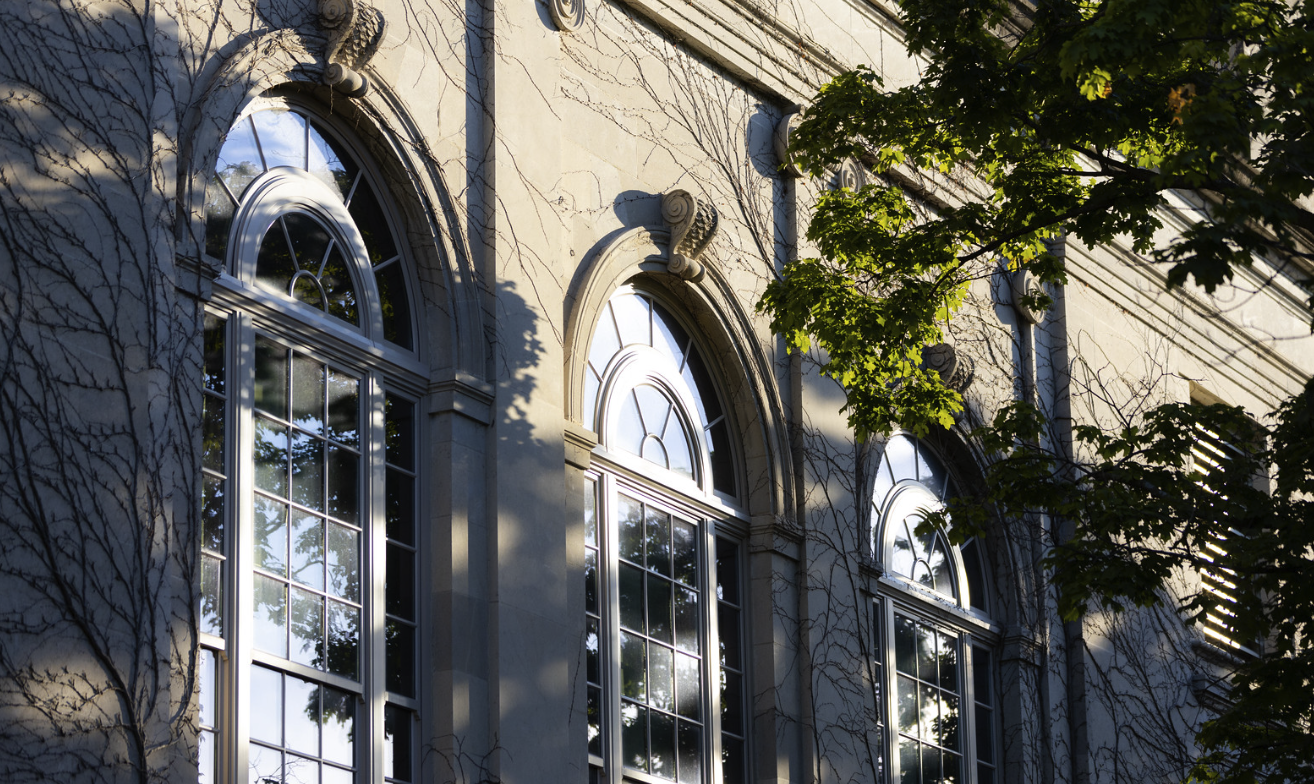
[215,117,263,201]
[329,373,361,448]
[324,764,353,784]
[585,548,598,616]
[621,702,648,772]
[651,302,689,369]
[285,675,320,756]
[894,614,916,676]
[874,460,894,509]
[376,261,413,348]
[943,751,961,784]
[650,644,674,711]
[319,243,359,326]
[720,670,742,735]
[248,744,281,784]
[584,478,597,546]
[720,736,744,784]
[619,562,645,633]
[321,686,355,766]
[674,587,699,653]
[917,442,948,500]
[290,586,324,668]
[587,304,622,380]
[650,710,676,781]
[307,122,358,201]
[293,271,325,312]
[201,397,225,470]
[203,315,226,394]
[199,649,216,727]
[897,674,918,737]
[975,704,993,763]
[708,420,735,496]
[890,521,916,578]
[648,575,673,644]
[684,351,722,424]
[327,600,359,679]
[916,622,937,687]
[292,356,325,435]
[620,632,647,701]
[677,723,701,784]
[252,110,306,170]
[920,682,939,742]
[289,512,325,590]
[719,606,740,670]
[283,213,332,276]
[938,631,958,692]
[635,385,670,438]
[382,395,413,469]
[326,445,358,525]
[347,178,398,265]
[327,523,360,601]
[256,221,298,295]
[941,693,960,750]
[386,470,415,544]
[254,416,290,494]
[198,730,214,784]
[254,495,288,577]
[898,739,919,784]
[254,339,288,417]
[290,432,325,512]
[617,392,646,456]
[585,617,600,684]
[611,292,652,348]
[201,472,224,546]
[716,539,739,604]
[386,543,415,619]
[253,574,287,657]
[646,507,672,576]
[250,665,283,744]
[672,519,697,587]
[921,745,941,784]
[284,754,318,784]
[587,686,602,756]
[386,620,415,696]
[642,438,670,470]
[963,539,988,613]
[928,535,955,596]
[675,652,700,720]
[664,414,694,480]
[384,704,413,782]
[201,555,222,636]
[618,496,644,564]
[973,647,992,704]
[883,435,916,483]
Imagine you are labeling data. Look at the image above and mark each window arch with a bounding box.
[582,286,748,784]
[198,100,422,784]
[871,434,997,784]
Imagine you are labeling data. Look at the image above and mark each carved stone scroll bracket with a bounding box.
[922,342,974,392]
[549,0,586,32]
[1009,269,1049,325]
[773,111,803,177]
[319,0,387,98]
[834,157,866,191]
[661,190,719,282]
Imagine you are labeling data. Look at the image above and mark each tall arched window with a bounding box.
[199,100,422,784]
[871,435,996,784]
[582,287,748,784]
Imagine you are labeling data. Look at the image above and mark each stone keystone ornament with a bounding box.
[319,0,387,98]
[549,0,586,32]
[922,342,974,392]
[835,157,866,191]
[1009,269,1048,325]
[662,190,719,282]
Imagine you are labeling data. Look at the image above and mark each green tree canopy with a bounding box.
[759,0,1314,780]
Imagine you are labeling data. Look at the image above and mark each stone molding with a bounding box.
[773,111,803,178]
[835,157,866,191]
[429,374,495,424]
[549,0,586,32]
[564,422,598,470]
[318,0,387,97]
[662,190,719,282]
[1009,269,1048,325]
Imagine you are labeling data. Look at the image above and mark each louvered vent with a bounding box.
[1191,423,1258,657]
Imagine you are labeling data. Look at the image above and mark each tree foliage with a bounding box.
[759,0,1314,780]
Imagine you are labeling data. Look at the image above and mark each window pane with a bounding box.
[292,355,325,435]
[386,470,414,544]
[386,620,415,696]
[621,702,648,772]
[256,223,298,296]
[916,622,937,687]
[346,177,398,266]
[250,665,283,744]
[319,243,360,326]
[284,213,333,282]
[650,710,676,781]
[321,686,355,767]
[646,507,672,576]
[649,644,674,712]
[255,496,288,577]
[897,674,918,737]
[674,587,699,653]
[285,675,320,756]
[248,743,281,784]
[586,617,600,684]
[584,548,598,616]
[384,704,413,782]
[254,418,289,498]
[720,670,742,735]
[618,496,644,564]
[677,723,701,784]
[619,563,645,633]
[718,606,740,669]
[894,614,916,676]
[329,373,361,448]
[675,652,700,720]
[307,122,358,201]
[252,110,306,170]
[253,574,288,657]
[326,446,358,525]
[376,261,413,348]
[620,632,647,701]
[254,339,288,417]
[290,432,325,512]
[290,512,325,590]
[202,395,225,473]
[327,523,359,601]
[202,476,226,553]
[201,556,222,636]
[327,601,359,680]
[610,292,651,348]
[289,586,324,669]
[937,631,958,691]
[898,739,919,784]
[216,117,263,201]
[720,736,744,784]
[587,685,603,756]
[648,574,673,644]
[672,519,697,587]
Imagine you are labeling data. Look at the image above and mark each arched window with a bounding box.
[198,101,422,784]
[871,434,996,784]
[582,287,748,784]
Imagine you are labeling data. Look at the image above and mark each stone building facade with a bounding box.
[0,1,1309,784]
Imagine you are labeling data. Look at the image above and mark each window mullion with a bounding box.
[604,474,624,784]
[366,372,387,783]
[232,311,257,784]
[702,520,722,784]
